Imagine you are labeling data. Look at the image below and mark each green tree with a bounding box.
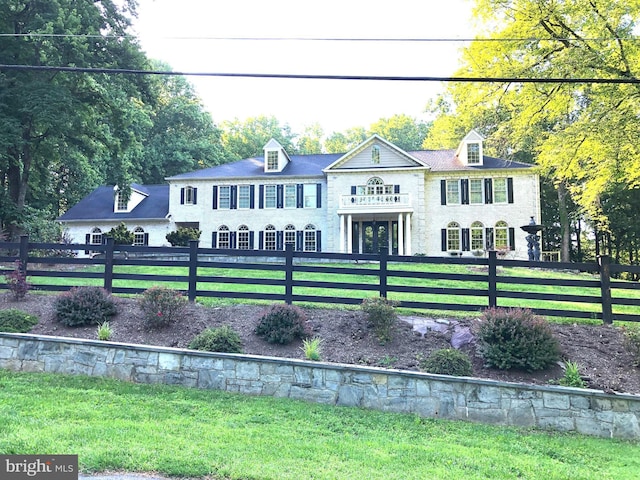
[220,116,298,160]
[137,61,226,183]
[296,123,324,154]
[0,0,151,238]
[369,114,431,151]
[324,127,367,153]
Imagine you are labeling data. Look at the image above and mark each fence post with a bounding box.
[19,235,29,275]
[284,243,294,305]
[599,255,613,325]
[379,247,388,298]
[188,240,199,302]
[488,250,497,309]
[104,237,114,293]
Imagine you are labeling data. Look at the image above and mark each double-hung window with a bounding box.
[447,222,461,251]
[471,221,485,251]
[217,225,230,248]
[493,178,508,203]
[237,225,250,250]
[304,184,317,208]
[264,225,276,250]
[467,143,480,164]
[264,185,277,208]
[304,224,317,252]
[446,180,460,204]
[470,179,483,204]
[285,185,297,208]
[238,185,251,209]
[495,221,509,249]
[219,186,231,209]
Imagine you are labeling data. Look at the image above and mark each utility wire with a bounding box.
[0,63,638,84]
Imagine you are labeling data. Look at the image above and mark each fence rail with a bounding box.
[2,236,640,324]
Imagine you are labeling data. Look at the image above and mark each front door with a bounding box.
[362,222,389,254]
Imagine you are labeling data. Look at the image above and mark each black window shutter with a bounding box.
[180,188,185,204]
[277,184,284,208]
[259,231,264,250]
[440,180,447,205]
[249,185,255,209]
[507,178,514,204]
[211,231,217,248]
[296,184,304,208]
[394,184,400,194]
[316,231,322,252]
[231,185,238,209]
[85,234,90,254]
[212,186,218,209]
[193,188,198,205]
[461,179,469,205]
[230,231,236,249]
[351,185,357,195]
[248,231,254,249]
[462,228,470,251]
[485,228,494,250]
[277,231,283,250]
[296,231,303,251]
[259,185,264,209]
[441,229,447,251]
[484,179,493,204]
[316,183,322,208]
[143,233,149,246]
[509,228,515,250]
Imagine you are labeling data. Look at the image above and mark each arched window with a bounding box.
[217,225,230,249]
[182,185,197,205]
[264,224,276,250]
[470,221,484,251]
[133,227,146,246]
[304,224,317,252]
[284,224,296,250]
[371,145,380,164]
[90,227,102,245]
[237,225,250,250]
[495,221,509,249]
[446,222,461,251]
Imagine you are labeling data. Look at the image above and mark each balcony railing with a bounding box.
[340,193,411,208]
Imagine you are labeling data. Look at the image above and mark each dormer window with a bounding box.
[467,143,480,164]
[116,192,128,211]
[267,151,278,171]
[371,145,380,164]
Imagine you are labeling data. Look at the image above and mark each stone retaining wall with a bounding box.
[1,333,639,440]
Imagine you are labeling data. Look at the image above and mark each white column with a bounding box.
[405,213,412,256]
[397,213,404,256]
[347,215,353,254]
[339,214,345,253]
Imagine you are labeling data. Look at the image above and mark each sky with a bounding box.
[132,0,474,135]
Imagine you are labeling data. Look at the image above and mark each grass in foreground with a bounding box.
[0,371,638,480]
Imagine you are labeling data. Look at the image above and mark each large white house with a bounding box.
[59,130,541,259]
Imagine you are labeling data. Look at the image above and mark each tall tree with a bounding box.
[0,0,150,238]
[296,123,324,154]
[324,127,367,153]
[220,116,298,161]
[369,114,431,151]
[424,0,640,261]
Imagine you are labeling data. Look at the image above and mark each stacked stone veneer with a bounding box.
[1,333,639,440]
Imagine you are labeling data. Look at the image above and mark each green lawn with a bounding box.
[0,371,637,479]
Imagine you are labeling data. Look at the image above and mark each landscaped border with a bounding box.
[1,332,638,440]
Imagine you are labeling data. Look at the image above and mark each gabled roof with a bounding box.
[58,184,169,222]
[324,134,428,171]
[166,154,342,181]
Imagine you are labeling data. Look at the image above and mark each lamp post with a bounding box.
[520,216,543,261]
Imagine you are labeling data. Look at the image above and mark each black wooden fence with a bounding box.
[2,235,640,324]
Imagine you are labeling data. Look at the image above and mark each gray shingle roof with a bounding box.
[407,150,533,171]
[58,184,169,222]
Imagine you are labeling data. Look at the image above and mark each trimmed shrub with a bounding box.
[106,222,134,245]
[255,304,308,344]
[420,348,473,377]
[166,227,201,247]
[55,287,118,327]
[0,308,38,333]
[138,286,187,329]
[189,326,243,353]
[4,261,31,300]
[477,307,560,372]
[361,296,398,344]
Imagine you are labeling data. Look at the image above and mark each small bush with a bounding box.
[138,286,187,329]
[106,222,134,245]
[361,296,398,344]
[623,326,640,366]
[166,227,201,247]
[4,261,31,300]
[556,361,586,388]
[189,326,243,353]
[97,322,114,341]
[301,337,323,361]
[55,287,118,327]
[0,308,38,333]
[255,304,308,344]
[477,307,560,372]
[420,348,473,377]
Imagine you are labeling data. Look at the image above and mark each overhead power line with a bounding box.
[1,63,639,84]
